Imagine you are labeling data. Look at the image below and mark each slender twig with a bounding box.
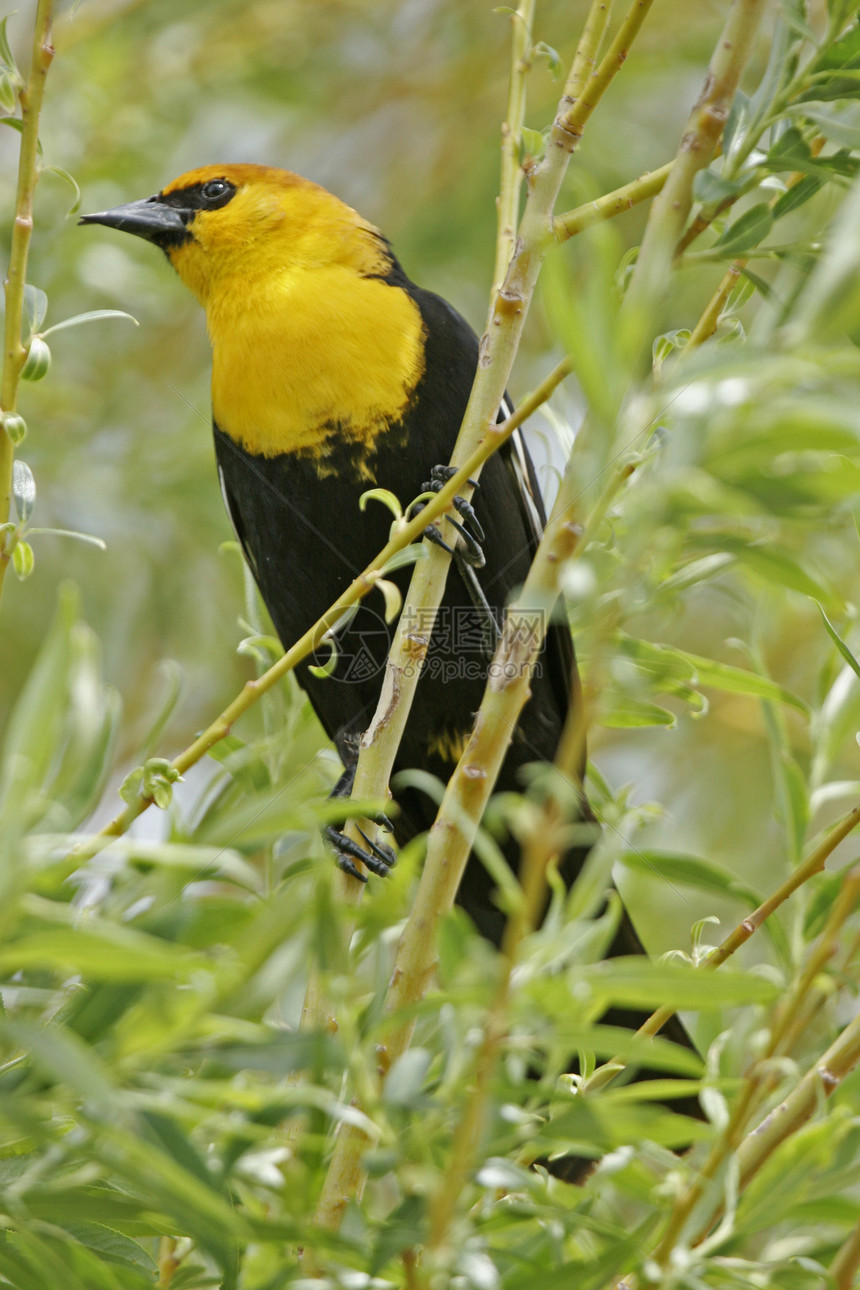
[582,801,860,1096]
[686,261,745,350]
[493,0,535,294]
[0,0,54,601]
[551,160,673,244]
[685,140,826,351]
[735,1007,860,1189]
[651,866,860,1268]
[832,1212,860,1290]
[564,0,613,113]
[623,0,769,330]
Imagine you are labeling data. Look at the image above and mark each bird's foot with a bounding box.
[325,761,396,881]
[409,464,485,568]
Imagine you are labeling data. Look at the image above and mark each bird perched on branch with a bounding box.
[81,168,699,1145]
[81,163,595,945]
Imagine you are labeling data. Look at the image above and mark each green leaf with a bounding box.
[0,15,18,69]
[574,957,780,1010]
[383,1048,432,1108]
[380,542,426,574]
[20,336,50,381]
[52,1223,157,1277]
[794,99,860,148]
[40,309,138,339]
[617,849,763,907]
[533,40,562,76]
[772,173,824,221]
[12,458,35,522]
[22,283,48,334]
[721,274,756,315]
[11,534,33,579]
[723,89,751,158]
[4,1019,116,1106]
[43,164,82,215]
[599,695,677,728]
[520,125,546,159]
[0,67,17,113]
[0,925,206,981]
[540,1089,711,1153]
[714,203,774,255]
[689,533,842,609]
[359,486,402,519]
[3,410,27,444]
[765,125,812,169]
[818,605,860,681]
[678,648,808,714]
[693,168,742,206]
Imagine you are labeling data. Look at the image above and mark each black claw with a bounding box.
[411,465,487,568]
[427,464,480,494]
[422,523,457,557]
[443,516,485,568]
[357,828,397,870]
[452,495,485,543]
[336,853,368,882]
[325,825,395,879]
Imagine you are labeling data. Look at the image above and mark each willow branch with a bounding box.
[832,1213,860,1290]
[551,160,673,244]
[493,0,535,294]
[623,0,769,329]
[0,0,54,601]
[685,140,826,350]
[565,0,613,110]
[736,1007,860,1189]
[582,801,860,1096]
[652,865,860,1268]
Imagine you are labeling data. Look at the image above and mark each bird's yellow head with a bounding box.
[81,163,392,306]
[80,164,426,462]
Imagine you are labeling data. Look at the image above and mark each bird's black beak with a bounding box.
[79,197,192,248]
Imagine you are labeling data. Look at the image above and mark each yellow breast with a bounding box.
[204,262,425,468]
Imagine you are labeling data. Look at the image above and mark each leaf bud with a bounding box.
[21,336,51,381]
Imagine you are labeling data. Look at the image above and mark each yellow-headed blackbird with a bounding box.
[79,166,693,1004]
[82,166,702,1166]
[81,163,593,942]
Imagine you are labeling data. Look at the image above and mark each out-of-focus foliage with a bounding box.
[2,1,860,1287]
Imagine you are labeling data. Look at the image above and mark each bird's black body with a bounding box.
[214,276,580,944]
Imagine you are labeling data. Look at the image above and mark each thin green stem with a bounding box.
[623,0,769,336]
[493,0,535,293]
[551,160,672,244]
[0,0,54,602]
[581,801,860,1095]
[832,1212,860,1290]
[653,866,860,1267]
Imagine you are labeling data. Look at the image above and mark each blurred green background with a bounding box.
[1,0,857,958]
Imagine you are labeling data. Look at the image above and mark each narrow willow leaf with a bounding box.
[818,604,860,681]
[12,458,35,522]
[40,309,138,338]
[576,958,780,1009]
[22,283,48,333]
[714,203,773,255]
[359,486,402,519]
[0,926,206,981]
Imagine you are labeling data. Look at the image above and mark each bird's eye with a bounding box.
[202,179,230,202]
